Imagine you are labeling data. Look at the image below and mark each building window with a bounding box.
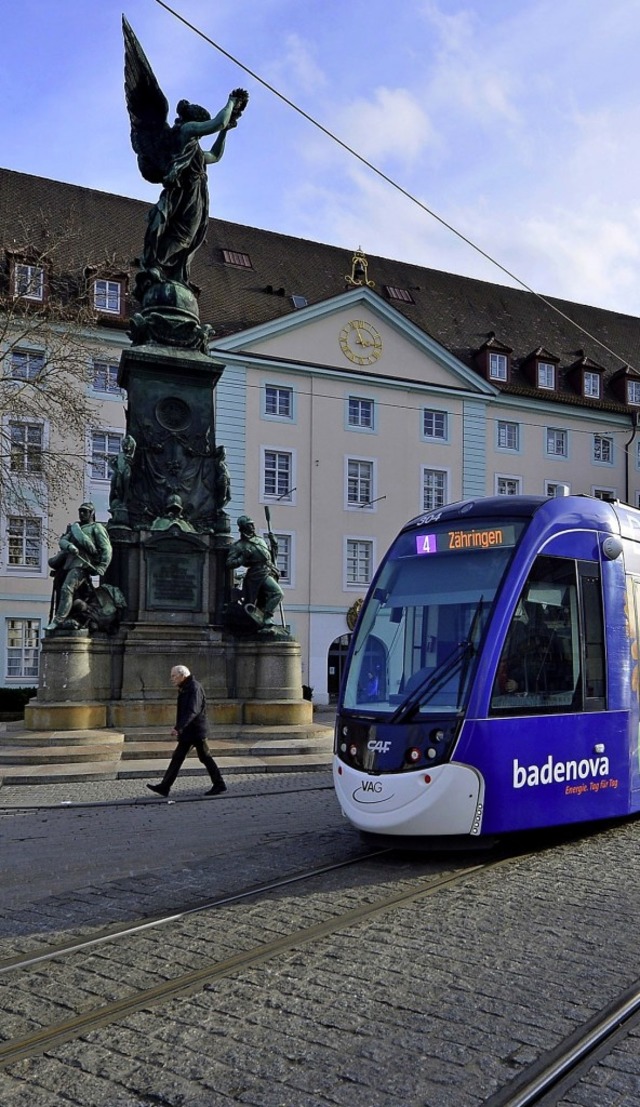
[263,532,292,585]
[347,459,374,508]
[497,421,519,451]
[263,450,293,500]
[584,371,601,399]
[423,410,448,441]
[422,468,447,511]
[14,263,44,302]
[264,385,293,419]
[93,279,122,315]
[6,618,40,679]
[593,435,613,465]
[92,360,121,394]
[628,381,640,405]
[546,428,568,458]
[10,349,45,381]
[222,249,252,268]
[545,481,569,497]
[10,422,43,473]
[346,539,373,586]
[593,487,616,502]
[537,362,556,390]
[348,396,374,430]
[496,475,521,496]
[489,353,508,381]
[90,430,122,480]
[7,516,42,571]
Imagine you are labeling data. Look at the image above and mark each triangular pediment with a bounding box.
[211,287,495,395]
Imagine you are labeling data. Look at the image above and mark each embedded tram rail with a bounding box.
[3,771,640,1106]
[0,849,504,1069]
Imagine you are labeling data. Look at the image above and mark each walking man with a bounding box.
[147,666,226,797]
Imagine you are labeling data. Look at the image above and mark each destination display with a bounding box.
[415,523,518,555]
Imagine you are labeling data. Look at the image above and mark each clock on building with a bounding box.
[339,319,383,366]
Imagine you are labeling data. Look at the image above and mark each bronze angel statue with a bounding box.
[123,17,248,301]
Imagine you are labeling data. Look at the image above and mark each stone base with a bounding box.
[25,702,108,731]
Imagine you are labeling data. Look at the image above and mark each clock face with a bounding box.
[339,319,383,365]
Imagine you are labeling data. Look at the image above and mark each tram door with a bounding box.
[625,577,640,800]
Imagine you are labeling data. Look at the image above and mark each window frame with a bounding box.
[537,361,556,390]
[89,428,123,482]
[495,474,522,496]
[496,420,520,452]
[91,359,122,396]
[10,348,45,382]
[584,371,601,399]
[344,536,375,589]
[347,395,376,433]
[593,434,614,466]
[345,456,376,511]
[421,466,449,512]
[488,352,508,382]
[6,617,41,681]
[93,278,123,317]
[545,427,568,459]
[262,530,294,587]
[6,515,44,574]
[263,383,294,422]
[422,408,449,443]
[9,420,44,475]
[13,262,45,302]
[261,446,296,504]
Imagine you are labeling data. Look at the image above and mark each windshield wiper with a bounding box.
[390,596,485,725]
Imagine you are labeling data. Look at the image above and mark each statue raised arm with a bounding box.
[123,16,248,301]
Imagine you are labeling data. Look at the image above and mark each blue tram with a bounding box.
[333,494,640,840]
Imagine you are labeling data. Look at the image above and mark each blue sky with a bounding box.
[4,0,640,315]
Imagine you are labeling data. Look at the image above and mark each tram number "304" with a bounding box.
[367,740,392,753]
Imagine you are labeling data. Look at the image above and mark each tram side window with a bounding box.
[580,566,605,707]
[491,556,581,714]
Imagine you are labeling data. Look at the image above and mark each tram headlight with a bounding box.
[348,744,358,758]
[430,728,445,743]
[407,747,421,763]
[426,747,437,759]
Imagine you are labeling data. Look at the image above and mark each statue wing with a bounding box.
[123,16,172,184]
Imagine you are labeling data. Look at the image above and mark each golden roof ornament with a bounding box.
[345,248,375,289]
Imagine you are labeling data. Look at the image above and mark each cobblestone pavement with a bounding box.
[2,776,640,1106]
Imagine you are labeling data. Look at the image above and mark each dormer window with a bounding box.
[628,380,640,406]
[566,353,605,401]
[489,352,508,381]
[13,262,44,302]
[93,278,122,315]
[537,361,556,390]
[475,336,512,384]
[521,348,559,392]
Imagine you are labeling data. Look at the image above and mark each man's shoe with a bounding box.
[146,783,169,797]
[205,781,227,796]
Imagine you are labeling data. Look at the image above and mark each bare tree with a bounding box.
[0,218,128,531]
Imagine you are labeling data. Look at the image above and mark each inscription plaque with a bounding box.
[146,550,202,611]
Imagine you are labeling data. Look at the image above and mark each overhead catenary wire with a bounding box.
[153,0,640,378]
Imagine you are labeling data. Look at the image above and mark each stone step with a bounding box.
[0,730,124,749]
[0,717,336,785]
[0,744,122,766]
[121,734,333,760]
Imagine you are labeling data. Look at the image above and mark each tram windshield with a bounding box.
[342,517,527,716]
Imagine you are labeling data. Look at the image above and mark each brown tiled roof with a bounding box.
[2,166,640,413]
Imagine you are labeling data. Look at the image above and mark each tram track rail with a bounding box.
[0,848,514,1070]
[483,980,640,1106]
